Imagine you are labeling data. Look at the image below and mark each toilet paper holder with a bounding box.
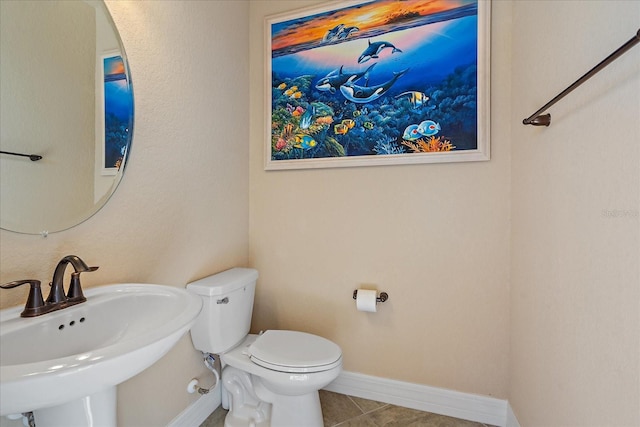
[352,290,388,303]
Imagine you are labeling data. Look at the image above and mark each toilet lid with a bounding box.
[249,330,342,373]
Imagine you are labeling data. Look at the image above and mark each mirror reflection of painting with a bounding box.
[103,55,132,171]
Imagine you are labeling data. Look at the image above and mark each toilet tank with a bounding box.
[187,268,258,354]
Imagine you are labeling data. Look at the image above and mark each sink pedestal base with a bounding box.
[33,387,116,427]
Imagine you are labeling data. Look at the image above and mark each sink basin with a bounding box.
[0,283,202,419]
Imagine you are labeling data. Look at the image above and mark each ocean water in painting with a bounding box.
[270,0,479,160]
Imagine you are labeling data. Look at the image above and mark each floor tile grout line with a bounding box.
[332,398,391,427]
[343,394,364,415]
[346,394,390,415]
[364,402,390,415]
[346,395,366,416]
[332,410,380,427]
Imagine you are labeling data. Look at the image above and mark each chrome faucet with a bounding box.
[0,255,98,317]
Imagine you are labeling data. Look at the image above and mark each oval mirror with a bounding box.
[0,0,134,235]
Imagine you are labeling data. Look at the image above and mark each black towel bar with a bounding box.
[0,150,43,161]
[523,29,640,127]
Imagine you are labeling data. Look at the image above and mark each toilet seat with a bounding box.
[248,330,342,373]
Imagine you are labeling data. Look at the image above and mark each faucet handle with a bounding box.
[1,280,47,317]
[66,266,99,303]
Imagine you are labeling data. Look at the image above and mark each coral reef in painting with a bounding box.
[104,113,129,169]
[271,64,476,160]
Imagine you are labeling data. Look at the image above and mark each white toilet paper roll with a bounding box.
[355,289,378,312]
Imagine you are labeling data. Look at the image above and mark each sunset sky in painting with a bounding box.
[271,0,474,51]
[104,56,132,122]
[104,56,125,77]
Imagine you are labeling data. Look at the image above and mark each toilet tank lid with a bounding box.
[186,268,258,296]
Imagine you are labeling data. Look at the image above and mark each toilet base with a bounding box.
[222,366,323,427]
[222,367,271,427]
[255,379,323,427]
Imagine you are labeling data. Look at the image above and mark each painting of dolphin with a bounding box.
[339,69,409,104]
[323,24,345,43]
[315,64,376,94]
[357,39,403,63]
[337,26,359,40]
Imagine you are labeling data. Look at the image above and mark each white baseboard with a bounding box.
[323,371,509,427]
[167,384,221,427]
[166,372,523,427]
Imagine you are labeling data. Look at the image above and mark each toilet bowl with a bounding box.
[187,268,342,427]
[222,332,341,426]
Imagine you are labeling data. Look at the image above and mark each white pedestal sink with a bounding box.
[0,284,202,426]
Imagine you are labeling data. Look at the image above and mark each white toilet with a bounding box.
[187,268,342,427]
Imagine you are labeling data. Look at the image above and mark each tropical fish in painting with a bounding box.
[284,86,298,96]
[339,69,409,104]
[299,106,315,129]
[341,119,355,129]
[403,120,441,141]
[357,40,403,63]
[363,121,375,130]
[395,91,429,108]
[289,91,303,99]
[402,124,421,141]
[334,123,348,135]
[277,82,287,90]
[294,134,317,150]
[352,110,361,118]
[417,120,440,136]
[323,24,345,43]
[315,64,376,94]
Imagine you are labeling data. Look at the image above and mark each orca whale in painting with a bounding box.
[339,69,409,104]
[315,64,376,94]
[357,40,403,63]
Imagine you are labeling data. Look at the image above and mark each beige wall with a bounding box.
[1,1,639,426]
[509,1,640,425]
[248,1,512,399]
[0,1,249,426]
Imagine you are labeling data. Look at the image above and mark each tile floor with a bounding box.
[200,390,495,427]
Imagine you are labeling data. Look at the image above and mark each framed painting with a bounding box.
[265,0,490,170]
[101,52,133,175]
